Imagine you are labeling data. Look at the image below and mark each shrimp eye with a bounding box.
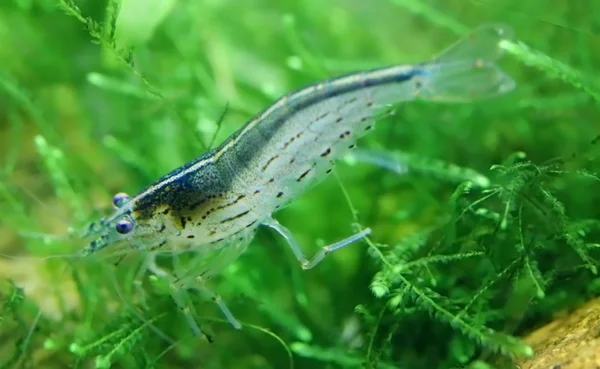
[113,192,131,208]
[115,219,134,234]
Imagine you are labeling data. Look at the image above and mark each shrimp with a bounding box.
[80,23,516,337]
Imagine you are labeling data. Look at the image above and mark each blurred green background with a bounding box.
[1,0,599,368]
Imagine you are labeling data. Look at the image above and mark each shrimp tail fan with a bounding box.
[418,23,516,102]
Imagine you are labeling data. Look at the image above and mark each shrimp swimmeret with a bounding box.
[77,24,515,336]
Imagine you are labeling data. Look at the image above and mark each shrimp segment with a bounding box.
[80,24,516,337]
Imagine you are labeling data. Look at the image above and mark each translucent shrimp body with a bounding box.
[82,24,516,335]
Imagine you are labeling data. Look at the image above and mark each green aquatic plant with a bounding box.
[1,1,599,369]
[361,145,600,367]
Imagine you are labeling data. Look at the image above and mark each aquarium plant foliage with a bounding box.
[0,0,599,368]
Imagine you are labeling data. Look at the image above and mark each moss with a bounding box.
[1,0,599,368]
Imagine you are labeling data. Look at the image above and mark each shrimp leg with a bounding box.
[346,149,409,175]
[133,256,152,310]
[148,251,244,336]
[147,254,208,339]
[185,275,242,330]
[262,216,371,270]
